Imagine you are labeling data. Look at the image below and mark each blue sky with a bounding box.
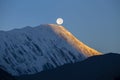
[0,0,120,53]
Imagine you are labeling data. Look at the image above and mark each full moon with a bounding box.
[56,18,63,25]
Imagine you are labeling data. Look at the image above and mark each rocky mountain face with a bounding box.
[0,24,101,76]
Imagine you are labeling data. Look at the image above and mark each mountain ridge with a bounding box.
[48,24,101,56]
[0,24,101,76]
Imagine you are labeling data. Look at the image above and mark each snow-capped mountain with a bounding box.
[0,24,101,76]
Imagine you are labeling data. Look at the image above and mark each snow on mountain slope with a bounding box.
[49,24,101,57]
[0,24,101,76]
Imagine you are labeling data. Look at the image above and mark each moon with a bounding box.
[56,18,63,25]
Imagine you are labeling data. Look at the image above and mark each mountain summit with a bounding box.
[0,24,101,76]
[49,24,101,56]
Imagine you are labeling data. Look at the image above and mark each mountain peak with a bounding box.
[0,24,101,75]
[48,24,101,56]
[34,24,101,56]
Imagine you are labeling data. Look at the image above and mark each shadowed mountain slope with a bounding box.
[0,68,16,80]
[16,53,120,80]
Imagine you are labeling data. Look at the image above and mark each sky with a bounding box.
[0,0,120,53]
